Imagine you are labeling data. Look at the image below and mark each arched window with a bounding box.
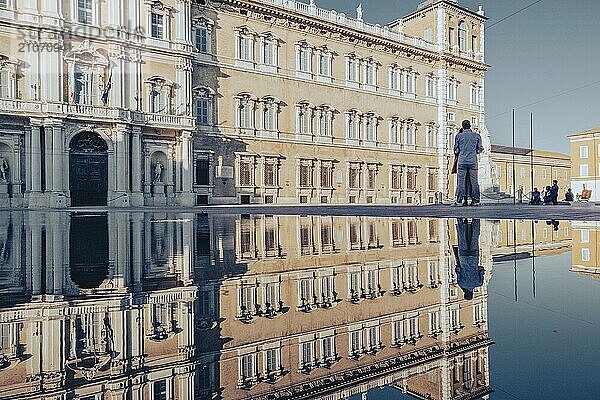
[458,21,467,51]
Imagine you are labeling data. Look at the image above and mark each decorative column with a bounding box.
[130,126,144,206]
[436,66,449,202]
[175,58,193,117]
[131,213,144,291]
[51,213,64,296]
[177,131,195,206]
[111,125,131,207]
[28,124,43,206]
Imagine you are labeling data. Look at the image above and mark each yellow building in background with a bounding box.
[490,145,571,198]
[571,221,600,277]
[569,127,600,202]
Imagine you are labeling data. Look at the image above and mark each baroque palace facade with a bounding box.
[0,211,494,399]
[0,0,492,207]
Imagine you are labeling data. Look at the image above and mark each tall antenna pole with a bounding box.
[513,219,518,302]
[531,220,536,298]
[512,109,516,205]
[530,113,534,194]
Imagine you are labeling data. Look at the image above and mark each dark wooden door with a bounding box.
[69,213,109,289]
[70,152,108,206]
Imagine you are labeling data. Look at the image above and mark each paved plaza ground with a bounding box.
[5,203,599,221]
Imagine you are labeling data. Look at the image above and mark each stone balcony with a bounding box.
[0,98,195,129]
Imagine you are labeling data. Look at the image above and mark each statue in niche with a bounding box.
[154,160,163,183]
[0,157,8,181]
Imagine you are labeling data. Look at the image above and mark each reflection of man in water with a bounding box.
[453,218,485,300]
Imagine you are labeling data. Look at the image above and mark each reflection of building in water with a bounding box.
[491,219,572,260]
[197,215,494,400]
[571,221,600,277]
[0,212,494,399]
[0,211,197,399]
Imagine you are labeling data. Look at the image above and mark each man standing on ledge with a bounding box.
[454,120,484,206]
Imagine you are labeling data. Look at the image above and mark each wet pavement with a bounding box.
[0,211,597,399]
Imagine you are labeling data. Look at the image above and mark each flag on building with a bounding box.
[101,70,112,106]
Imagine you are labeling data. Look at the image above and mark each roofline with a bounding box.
[401,1,489,23]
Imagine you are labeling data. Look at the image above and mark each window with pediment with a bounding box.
[194,17,213,54]
[65,40,109,106]
[146,76,173,114]
[194,86,215,126]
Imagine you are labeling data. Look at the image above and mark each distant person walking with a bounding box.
[550,180,559,205]
[453,120,484,206]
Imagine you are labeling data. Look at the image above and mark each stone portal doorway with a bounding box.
[69,213,109,290]
[69,132,108,206]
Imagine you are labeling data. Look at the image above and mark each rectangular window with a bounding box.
[447,82,457,100]
[153,380,167,400]
[349,167,360,189]
[365,63,376,85]
[472,35,478,52]
[390,69,400,90]
[580,164,589,177]
[196,27,208,52]
[404,73,415,94]
[299,163,312,188]
[263,41,276,66]
[265,348,278,374]
[301,341,313,365]
[318,113,331,136]
[197,98,209,125]
[297,108,311,135]
[239,102,253,129]
[322,336,334,359]
[406,169,417,190]
[393,320,403,342]
[367,168,376,190]
[426,76,435,97]
[77,0,93,24]
[427,169,436,190]
[195,159,209,185]
[391,168,402,190]
[426,126,435,148]
[151,13,163,39]
[448,27,455,47]
[470,86,479,105]
[320,164,332,188]
[264,162,276,187]
[581,230,590,243]
[347,117,358,139]
[238,36,252,61]
[239,160,253,186]
[365,120,376,142]
[263,106,276,131]
[0,69,10,99]
[240,354,256,380]
[350,330,361,353]
[347,59,359,82]
[582,248,590,262]
[0,0,8,9]
[318,53,330,76]
[580,146,589,159]
[298,47,311,72]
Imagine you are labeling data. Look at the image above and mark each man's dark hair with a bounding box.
[553,180,558,184]
[462,120,471,130]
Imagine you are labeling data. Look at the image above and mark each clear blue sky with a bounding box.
[304,0,600,153]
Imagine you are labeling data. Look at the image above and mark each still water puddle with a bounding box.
[0,212,597,399]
